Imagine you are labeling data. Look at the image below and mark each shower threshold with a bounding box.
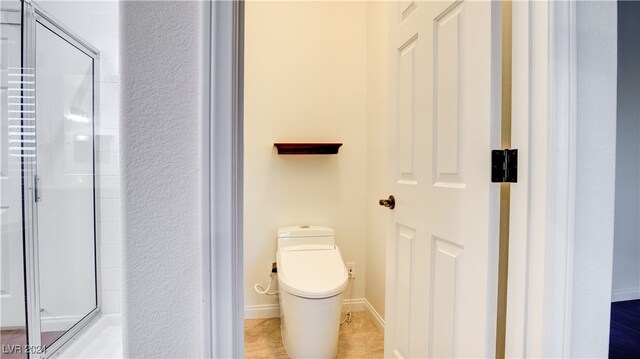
[57,315,122,359]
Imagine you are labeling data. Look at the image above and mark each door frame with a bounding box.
[506,1,579,357]
[209,1,593,358]
[206,0,244,357]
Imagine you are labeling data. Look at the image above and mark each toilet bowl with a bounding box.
[276,226,348,358]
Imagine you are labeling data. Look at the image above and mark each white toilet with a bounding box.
[276,225,349,358]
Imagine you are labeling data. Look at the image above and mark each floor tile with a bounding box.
[245,312,383,359]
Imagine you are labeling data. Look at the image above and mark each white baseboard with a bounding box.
[244,298,366,319]
[343,297,366,313]
[364,299,385,331]
[244,303,280,319]
[612,289,640,302]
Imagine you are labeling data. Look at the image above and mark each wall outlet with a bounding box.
[346,262,356,279]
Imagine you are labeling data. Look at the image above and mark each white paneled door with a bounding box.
[384,1,500,358]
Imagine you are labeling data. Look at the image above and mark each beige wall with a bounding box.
[244,1,368,312]
[364,0,390,322]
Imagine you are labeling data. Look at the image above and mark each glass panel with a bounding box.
[35,21,96,348]
[0,1,28,358]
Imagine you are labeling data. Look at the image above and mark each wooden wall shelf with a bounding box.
[274,143,343,155]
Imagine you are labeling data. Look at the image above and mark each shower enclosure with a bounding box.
[1,1,100,357]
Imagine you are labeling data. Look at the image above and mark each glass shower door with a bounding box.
[32,12,98,353]
[1,2,100,358]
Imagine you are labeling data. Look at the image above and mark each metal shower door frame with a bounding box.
[21,1,101,358]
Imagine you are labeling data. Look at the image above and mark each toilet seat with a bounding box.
[277,244,348,299]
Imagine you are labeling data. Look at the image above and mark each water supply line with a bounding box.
[341,272,353,324]
[255,262,279,296]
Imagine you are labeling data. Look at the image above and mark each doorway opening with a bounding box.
[241,2,386,357]
[239,1,507,358]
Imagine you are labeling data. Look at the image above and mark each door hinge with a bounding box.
[491,149,518,183]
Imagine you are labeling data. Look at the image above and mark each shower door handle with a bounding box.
[378,195,395,210]
[34,175,40,202]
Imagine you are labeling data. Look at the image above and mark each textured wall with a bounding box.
[612,0,640,302]
[120,2,205,357]
[243,1,368,315]
[571,1,617,356]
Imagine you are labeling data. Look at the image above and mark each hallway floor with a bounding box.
[244,311,384,358]
[609,299,640,358]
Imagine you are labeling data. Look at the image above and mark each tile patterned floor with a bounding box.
[245,312,384,358]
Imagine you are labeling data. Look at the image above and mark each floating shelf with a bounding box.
[274,143,343,155]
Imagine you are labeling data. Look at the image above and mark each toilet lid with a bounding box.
[277,245,348,299]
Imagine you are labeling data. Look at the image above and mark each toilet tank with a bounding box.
[277,225,335,249]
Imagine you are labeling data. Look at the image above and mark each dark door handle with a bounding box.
[378,195,395,210]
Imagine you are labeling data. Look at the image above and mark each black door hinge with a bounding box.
[491,149,518,183]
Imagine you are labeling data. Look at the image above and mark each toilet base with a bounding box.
[279,288,344,358]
